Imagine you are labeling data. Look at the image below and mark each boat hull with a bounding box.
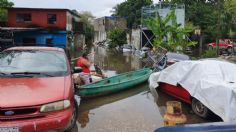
[78,68,152,98]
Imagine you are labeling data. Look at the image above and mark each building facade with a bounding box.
[93,16,127,45]
[3,8,85,54]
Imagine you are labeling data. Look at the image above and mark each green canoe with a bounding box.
[78,68,152,98]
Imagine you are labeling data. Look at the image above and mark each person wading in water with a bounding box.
[76,53,92,84]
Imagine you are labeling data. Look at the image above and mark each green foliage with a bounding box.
[145,10,197,52]
[225,0,236,38]
[170,0,235,39]
[108,28,127,49]
[0,0,14,21]
[191,57,198,60]
[78,11,95,49]
[112,0,153,28]
[201,49,218,58]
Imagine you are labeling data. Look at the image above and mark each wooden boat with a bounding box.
[77,68,152,98]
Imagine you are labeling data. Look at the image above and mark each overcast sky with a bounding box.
[10,0,159,18]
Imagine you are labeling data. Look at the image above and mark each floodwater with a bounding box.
[73,47,215,132]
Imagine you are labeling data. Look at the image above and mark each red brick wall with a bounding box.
[7,8,67,30]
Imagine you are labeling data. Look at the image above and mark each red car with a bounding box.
[158,83,215,119]
[208,39,236,53]
[0,47,78,132]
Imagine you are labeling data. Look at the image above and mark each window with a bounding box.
[48,14,57,24]
[16,13,32,22]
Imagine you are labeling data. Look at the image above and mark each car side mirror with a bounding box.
[73,67,82,73]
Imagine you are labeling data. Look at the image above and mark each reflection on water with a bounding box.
[77,84,164,132]
[76,84,147,129]
[77,111,90,128]
[76,47,212,132]
[93,47,142,74]
[77,83,147,112]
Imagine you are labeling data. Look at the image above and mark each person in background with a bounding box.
[76,53,92,84]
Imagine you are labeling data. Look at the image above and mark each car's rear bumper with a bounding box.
[0,106,73,132]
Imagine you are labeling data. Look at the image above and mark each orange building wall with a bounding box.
[8,8,67,30]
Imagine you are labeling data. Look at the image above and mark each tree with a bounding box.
[78,11,95,49]
[112,0,153,28]
[145,10,197,52]
[0,0,14,21]
[170,0,234,40]
[225,0,236,38]
[107,28,127,49]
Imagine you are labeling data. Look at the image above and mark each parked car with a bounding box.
[208,39,236,53]
[149,59,236,121]
[0,47,79,132]
[166,52,190,66]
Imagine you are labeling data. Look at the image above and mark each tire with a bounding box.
[191,98,211,118]
[227,47,233,54]
[65,99,78,132]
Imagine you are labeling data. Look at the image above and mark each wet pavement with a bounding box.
[73,47,214,132]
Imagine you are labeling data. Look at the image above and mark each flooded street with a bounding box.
[74,47,212,132]
[76,84,163,132]
[2,0,235,132]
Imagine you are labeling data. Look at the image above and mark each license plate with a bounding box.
[0,127,19,132]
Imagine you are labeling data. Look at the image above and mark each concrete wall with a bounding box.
[94,31,106,43]
[104,17,127,31]
[126,29,141,50]
[93,17,106,32]
[93,16,127,43]
[66,11,80,31]
[131,29,141,50]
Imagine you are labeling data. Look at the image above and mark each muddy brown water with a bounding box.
[73,47,218,132]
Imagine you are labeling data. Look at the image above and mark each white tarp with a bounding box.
[149,59,236,122]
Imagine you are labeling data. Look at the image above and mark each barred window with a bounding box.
[48,14,57,24]
[16,13,32,22]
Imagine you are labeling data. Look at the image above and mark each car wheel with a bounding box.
[227,47,233,54]
[191,98,211,118]
[65,99,78,132]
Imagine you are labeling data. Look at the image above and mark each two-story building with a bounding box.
[93,16,127,46]
[1,7,85,54]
